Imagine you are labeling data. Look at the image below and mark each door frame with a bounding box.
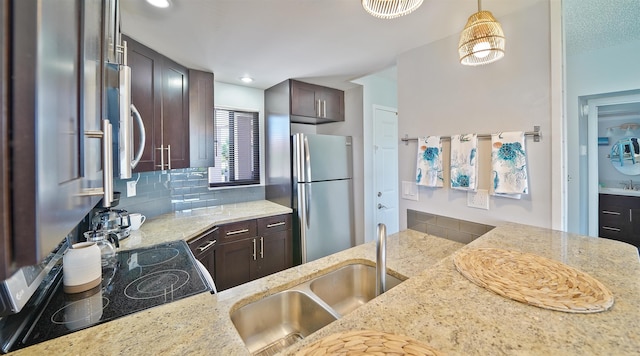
[583,93,640,236]
[372,104,399,239]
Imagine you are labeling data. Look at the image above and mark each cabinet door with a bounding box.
[257,229,292,278]
[11,0,105,271]
[126,36,162,173]
[0,0,9,278]
[318,87,344,121]
[290,80,319,118]
[161,57,190,170]
[629,208,640,247]
[215,238,257,291]
[256,214,292,278]
[188,69,215,168]
[188,227,218,279]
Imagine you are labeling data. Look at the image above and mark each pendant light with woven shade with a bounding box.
[361,0,423,19]
[458,0,505,66]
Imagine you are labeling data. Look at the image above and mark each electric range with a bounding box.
[1,240,209,353]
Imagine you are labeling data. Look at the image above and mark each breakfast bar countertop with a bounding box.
[11,221,640,355]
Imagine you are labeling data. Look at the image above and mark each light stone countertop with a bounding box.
[119,200,293,250]
[11,221,640,355]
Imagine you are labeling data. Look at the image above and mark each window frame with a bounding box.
[209,107,260,188]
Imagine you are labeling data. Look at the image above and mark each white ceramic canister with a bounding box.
[63,242,102,294]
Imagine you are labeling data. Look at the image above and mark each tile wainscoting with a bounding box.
[407,209,494,244]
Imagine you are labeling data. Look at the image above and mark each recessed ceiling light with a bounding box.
[240,76,253,83]
[146,0,171,8]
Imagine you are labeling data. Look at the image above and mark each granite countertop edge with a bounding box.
[10,218,640,355]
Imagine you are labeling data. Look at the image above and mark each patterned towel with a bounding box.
[450,134,478,191]
[491,131,529,197]
[416,136,443,187]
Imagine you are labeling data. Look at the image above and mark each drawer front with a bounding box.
[599,224,629,239]
[599,205,628,225]
[219,219,257,242]
[188,226,219,257]
[258,214,292,235]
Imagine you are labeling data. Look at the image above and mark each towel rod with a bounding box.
[401,126,541,145]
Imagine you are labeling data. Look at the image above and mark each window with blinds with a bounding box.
[209,108,260,187]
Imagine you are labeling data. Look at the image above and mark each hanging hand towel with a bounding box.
[491,131,529,197]
[450,134,478,191]
[416,136,443,187]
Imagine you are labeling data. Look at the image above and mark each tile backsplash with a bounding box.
[113,168,265,218]
[407,209,494,244]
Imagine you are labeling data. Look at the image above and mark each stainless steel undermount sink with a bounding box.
[230,290,337,356]
[230,263,405,355]
[309,263,403,316]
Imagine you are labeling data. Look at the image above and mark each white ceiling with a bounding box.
[120,0,539,90]
[121,0,640,90]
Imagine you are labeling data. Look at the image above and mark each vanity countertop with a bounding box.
[599,186,640,197]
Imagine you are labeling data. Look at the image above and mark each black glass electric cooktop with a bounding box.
[16,240,209,350]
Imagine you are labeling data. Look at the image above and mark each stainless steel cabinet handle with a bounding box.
[155,145,171,170]
[167,144,171,170]
[103,120,114,207]
[602,210,621,215]
[322,100,326,118]
[156,144,165,169]
[252,239,257,261]
[197,240,216,252]
[316,99,321,117]
[266,221,286,228]
[602,226,621,232]
[260,237,264,259]
[77,120,114,208]
[630,209,633,223]
[226,228,249,236]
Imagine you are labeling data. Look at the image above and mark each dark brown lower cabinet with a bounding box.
[214,214,292,291]
[599,194,640,247]
[187,226,218,281]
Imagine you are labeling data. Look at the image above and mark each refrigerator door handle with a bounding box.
[305,184,311,229]
[304,136,311,181]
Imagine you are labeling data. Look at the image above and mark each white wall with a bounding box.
[565,39,640,234]
[396,1,552,229]
[214,81,266,184]
[352,74,398,243]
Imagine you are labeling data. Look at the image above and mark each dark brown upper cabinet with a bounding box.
[189,69,215,168]
[124,35,190,172]
[290,80,344,124]
[1,0,108,279]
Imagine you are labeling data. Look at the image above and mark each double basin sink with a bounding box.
[230,263,405,355]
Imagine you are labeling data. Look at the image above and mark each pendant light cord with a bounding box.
[478,0,482,11]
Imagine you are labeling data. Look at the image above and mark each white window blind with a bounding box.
[210,108,260,186]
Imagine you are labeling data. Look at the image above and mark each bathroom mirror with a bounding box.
[610,137,640,175]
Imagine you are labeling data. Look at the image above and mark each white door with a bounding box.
[373,105,399,235]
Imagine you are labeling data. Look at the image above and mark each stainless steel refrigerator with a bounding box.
[293,133,355,263]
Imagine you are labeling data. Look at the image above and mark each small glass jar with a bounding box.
[83,230,118,267]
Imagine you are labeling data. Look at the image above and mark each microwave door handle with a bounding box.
[130,104,145,168]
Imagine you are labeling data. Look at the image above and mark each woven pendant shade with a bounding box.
[361,0,423,19]
[458,10,505,66]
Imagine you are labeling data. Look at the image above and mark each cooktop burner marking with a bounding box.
[124,269,190,300]
[50,297,110,327]
[130,247,180,267]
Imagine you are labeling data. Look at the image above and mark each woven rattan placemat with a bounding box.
[295,329,441,356]
[453,248,614,313]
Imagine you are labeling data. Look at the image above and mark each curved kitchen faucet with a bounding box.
[376,223,387,296]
